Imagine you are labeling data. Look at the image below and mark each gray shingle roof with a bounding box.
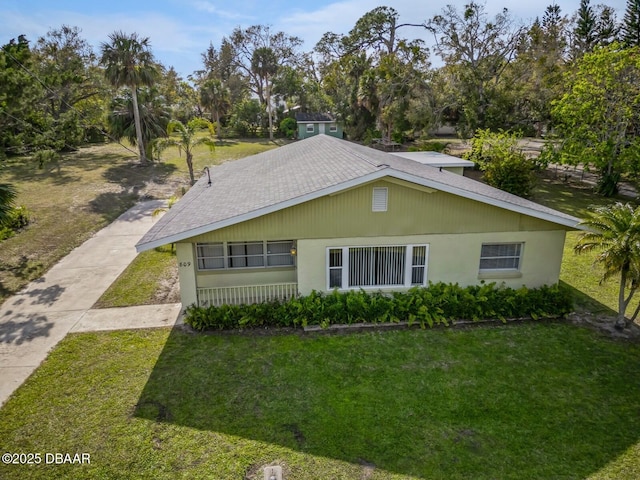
[136,135,581,252]
[295,112,335,123]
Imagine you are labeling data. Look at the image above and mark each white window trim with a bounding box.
[329,124,338,132]
[478,242,524,273]
[196,241,295,271]
[326,244,429,290]
[306,123,315,133]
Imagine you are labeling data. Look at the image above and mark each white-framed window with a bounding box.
[306,124,315,133]
[228,241,264,268]
[479,243,523,271]
[196,243,224,270]
[266,241,296,266]
[372,187,388,212]
[329,125,338,132]
[196,241,295,270]
[327,245,428,290]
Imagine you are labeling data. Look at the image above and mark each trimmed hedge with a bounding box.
[184,282,573,331]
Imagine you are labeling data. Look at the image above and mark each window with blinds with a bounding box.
[479,243,523,271]
[328,245,428,289]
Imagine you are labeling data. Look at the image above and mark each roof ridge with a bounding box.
[327,136,388,169]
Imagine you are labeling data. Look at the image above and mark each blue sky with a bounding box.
[1,0,628,78]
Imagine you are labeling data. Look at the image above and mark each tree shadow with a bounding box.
[88,192,140,223]
[213,139,239,147]
[101,162,178,193]
[134,325,640,478]
[0,256,45,303]
[86,163,177,222]
[0,151,129,182]
[0,312,53,345]
[560,280,617,316]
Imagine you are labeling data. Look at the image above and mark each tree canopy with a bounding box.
[546,43,640,196]
[0,2,637,157]
[100,31,159,164]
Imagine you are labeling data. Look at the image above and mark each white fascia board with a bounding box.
[136,170,391,252]
[135,167,582,253]
[384,170,582,229]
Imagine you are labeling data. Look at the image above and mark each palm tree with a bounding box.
[199,78,231,141]
[575,202,640,328]
[108,87,170,161]
[0,183,17,226]
[251,47,278,141]
[100,31,158,164]
[156,119,215,185]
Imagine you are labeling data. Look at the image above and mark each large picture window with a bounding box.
[196,241,295,270]
[479,243,523,271]
[327,245,428,290]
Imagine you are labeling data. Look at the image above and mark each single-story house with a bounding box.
[295,113,342,139]
[136,134,581,308]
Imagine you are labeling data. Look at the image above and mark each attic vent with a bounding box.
[372,187,388,212]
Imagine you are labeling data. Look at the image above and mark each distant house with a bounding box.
[136,135,581,309]
[295,113,342,139]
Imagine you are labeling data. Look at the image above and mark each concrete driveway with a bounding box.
[0,200,182,407]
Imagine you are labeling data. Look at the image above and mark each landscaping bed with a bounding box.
[184,282,573,331]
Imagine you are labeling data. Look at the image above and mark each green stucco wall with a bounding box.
[297,123,343,139]
[296,230,566,295]
[176,178,572,307]
[189,179,562,244]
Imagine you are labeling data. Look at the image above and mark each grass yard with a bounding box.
[3,140,640,479]
[92,245,178,308]
[532,175,640,317]
[0,323,639,479]
[0,139,280,306]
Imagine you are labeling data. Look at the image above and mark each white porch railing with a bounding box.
[197,283,299,307]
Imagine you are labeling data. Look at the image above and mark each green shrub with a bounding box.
[0,205,31,241]
[279,118,297,139]
[464,129,535,198]
[184,282,573,331]
[408,140,450,153]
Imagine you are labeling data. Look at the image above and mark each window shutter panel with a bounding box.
[372,188,388,212]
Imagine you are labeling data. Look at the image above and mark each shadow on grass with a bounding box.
[532,174,638,219]
[88,192,140,223]
[86,163,177,222]
[134,325,640,478]
[101,162,178,192]
[560,280,617,316]
[213,139,239,147]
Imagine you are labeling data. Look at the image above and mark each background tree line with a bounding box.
[2,0,640,194]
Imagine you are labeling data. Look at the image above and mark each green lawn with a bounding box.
[93,245,177,308]
[532,175,640,317]
[0,324,639,479]
[0,139,280,306]
[3,143,640,479]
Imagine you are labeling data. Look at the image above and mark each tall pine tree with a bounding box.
[622,0,640,46]
[573,0,597,57]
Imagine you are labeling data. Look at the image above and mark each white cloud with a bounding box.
[191,0,257,20]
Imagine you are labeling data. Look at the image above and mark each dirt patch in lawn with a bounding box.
[151,262,181,304]
[567,311,640,341]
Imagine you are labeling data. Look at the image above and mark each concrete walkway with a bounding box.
[0,200,183,407]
